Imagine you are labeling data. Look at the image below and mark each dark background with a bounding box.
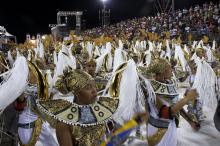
[0,0,218,42]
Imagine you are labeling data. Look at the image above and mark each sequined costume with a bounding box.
[37,96,119,146]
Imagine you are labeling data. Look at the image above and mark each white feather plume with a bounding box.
[39,42,44,59]
[113,59,142,124]
[106,53,113,72]
[106,42,112,52]
[174,45,187,71]
[67,45,76,69]
[86,42,93,59]
[193,58,217,107]
[94,46,101,57]
[192,41,197,49]
[27,50,32,61]
[95,45,112,73]
[119,40,124,50]
[7,50,14,67]
[16,49,21,58]
[113,48,126,72]
[196,40,204,49]
[0,56,28,112]
[212,40,216,51]
[205,47,214,63]
[138,73,156,104]
[166,40,171,61]
[53,45,73,85]
[145,50,152,67]
[184,44,190,54]
[53,51,58,65]
[157,42,162,51]
[148,41,154,51]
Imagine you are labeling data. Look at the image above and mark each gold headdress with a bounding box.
[64,40,72,46]
[55,70,94,94]
[195,47,205,57]
[54,42,62,52]
[83,36,92,42]
[104,37,113,43]
[174,37,182,45]
[147,58,171,75]
[202,36,209,44]
[85,58,96,66]
[42,35,53,50]
[28,49,35,62]
[139,29,148,39]
[188,33,193,42]
[147,32,153,41]
[69,31,79,44]
[165,31,170,39]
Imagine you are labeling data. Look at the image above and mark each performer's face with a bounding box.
[85,62,96,77]
[76,81,97,105]
[190,65,197,74]
[164,65,172,80]
[197,49,206,59]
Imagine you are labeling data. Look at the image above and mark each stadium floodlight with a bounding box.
[101,0,108,2]
[100,0,108,9]
[99,0,110,27]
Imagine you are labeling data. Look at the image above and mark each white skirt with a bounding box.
[18,121,58,146]
[147,120,177,146]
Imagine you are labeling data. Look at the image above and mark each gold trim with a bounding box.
[147,128,167,146]
[28,61,49,101]
[104,54,109,72]
[150,79,178,96]
[72,124,106,146]
[0,53,9,70]
[109,63,127,97]
[37,97,119,127]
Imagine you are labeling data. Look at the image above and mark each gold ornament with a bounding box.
[55,70,94,94]
[28,61,49,101]
[202,36,209,44]
[188,33,192,42]
[147,128,167,146]
[147,58,171,75]
[109,63,128,97]
[42,35,53,50]
[165,31,170,39]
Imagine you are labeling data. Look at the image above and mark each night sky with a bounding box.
[0,0,219,42]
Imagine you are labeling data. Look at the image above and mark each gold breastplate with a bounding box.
[72,124,106,146]
[37,97,119,126]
